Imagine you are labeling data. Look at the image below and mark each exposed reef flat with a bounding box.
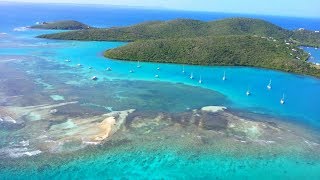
[1,104,320,178]
[1,101,319,161]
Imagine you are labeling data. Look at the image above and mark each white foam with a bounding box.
[82,141,100,145]
[0,147,41,158]
[13,26,29,32]
[19,140,29,147]
[22,150,42,157]
[201,106,227,113]
[0,116,17,124]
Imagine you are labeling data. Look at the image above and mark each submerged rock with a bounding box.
[39,109,135,153]
[0,110,25,130]
[93,117,116,141]
[199,112,228,130]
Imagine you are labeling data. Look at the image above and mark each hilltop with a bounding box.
[30,20,91,30]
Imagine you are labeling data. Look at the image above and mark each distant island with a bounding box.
[30,20,91,30]
[36,18,320,77]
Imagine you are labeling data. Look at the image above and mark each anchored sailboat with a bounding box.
[267,79,272,90]
[222,71,226,81]
[190,72,194,79]
[91,76,98,81]
[246,89,251,96]
[137,61,141,68]
[182,65,185,73]
[280,94,285,104]
[199,75,202,84]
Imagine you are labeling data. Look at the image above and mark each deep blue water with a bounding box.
[303,46,320,63]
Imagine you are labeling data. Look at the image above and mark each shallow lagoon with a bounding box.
[2,31,320,127]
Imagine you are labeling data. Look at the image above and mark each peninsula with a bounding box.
[30,20,91,30]
[36,18,320,77]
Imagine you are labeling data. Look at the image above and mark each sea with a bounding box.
[0,2,320,179]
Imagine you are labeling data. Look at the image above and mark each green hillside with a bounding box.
[30,20,91,30]
[37,18,319,47]
[104,36,320,77]
[292,30,320,47]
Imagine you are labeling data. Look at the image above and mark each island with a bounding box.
[30,20,91,30]
[36,18,320,77]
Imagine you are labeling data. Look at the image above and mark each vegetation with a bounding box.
[36,17,320,77]
[292,30,320,48]
[37,18,320,47]
[105,36,320,77]
[38,18,293,41]
[30,20,91,30]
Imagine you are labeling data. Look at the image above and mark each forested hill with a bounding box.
[37,18,292,41]
[104,36,320,77]
[37,18,320,47]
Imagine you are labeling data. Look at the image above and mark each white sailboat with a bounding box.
[157,67,160,70]
[280,94,285,104]
[267,79,272,90]
[106,67,112,71]
[129,69,134,73]
[137,61,141,68]
[246,88,251,96]
[198,75,202,84]
[222,71,226,81]
[190,72,194,79]
[91,76,98,81]
[155,74,159,78]
[182,65,185,73]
